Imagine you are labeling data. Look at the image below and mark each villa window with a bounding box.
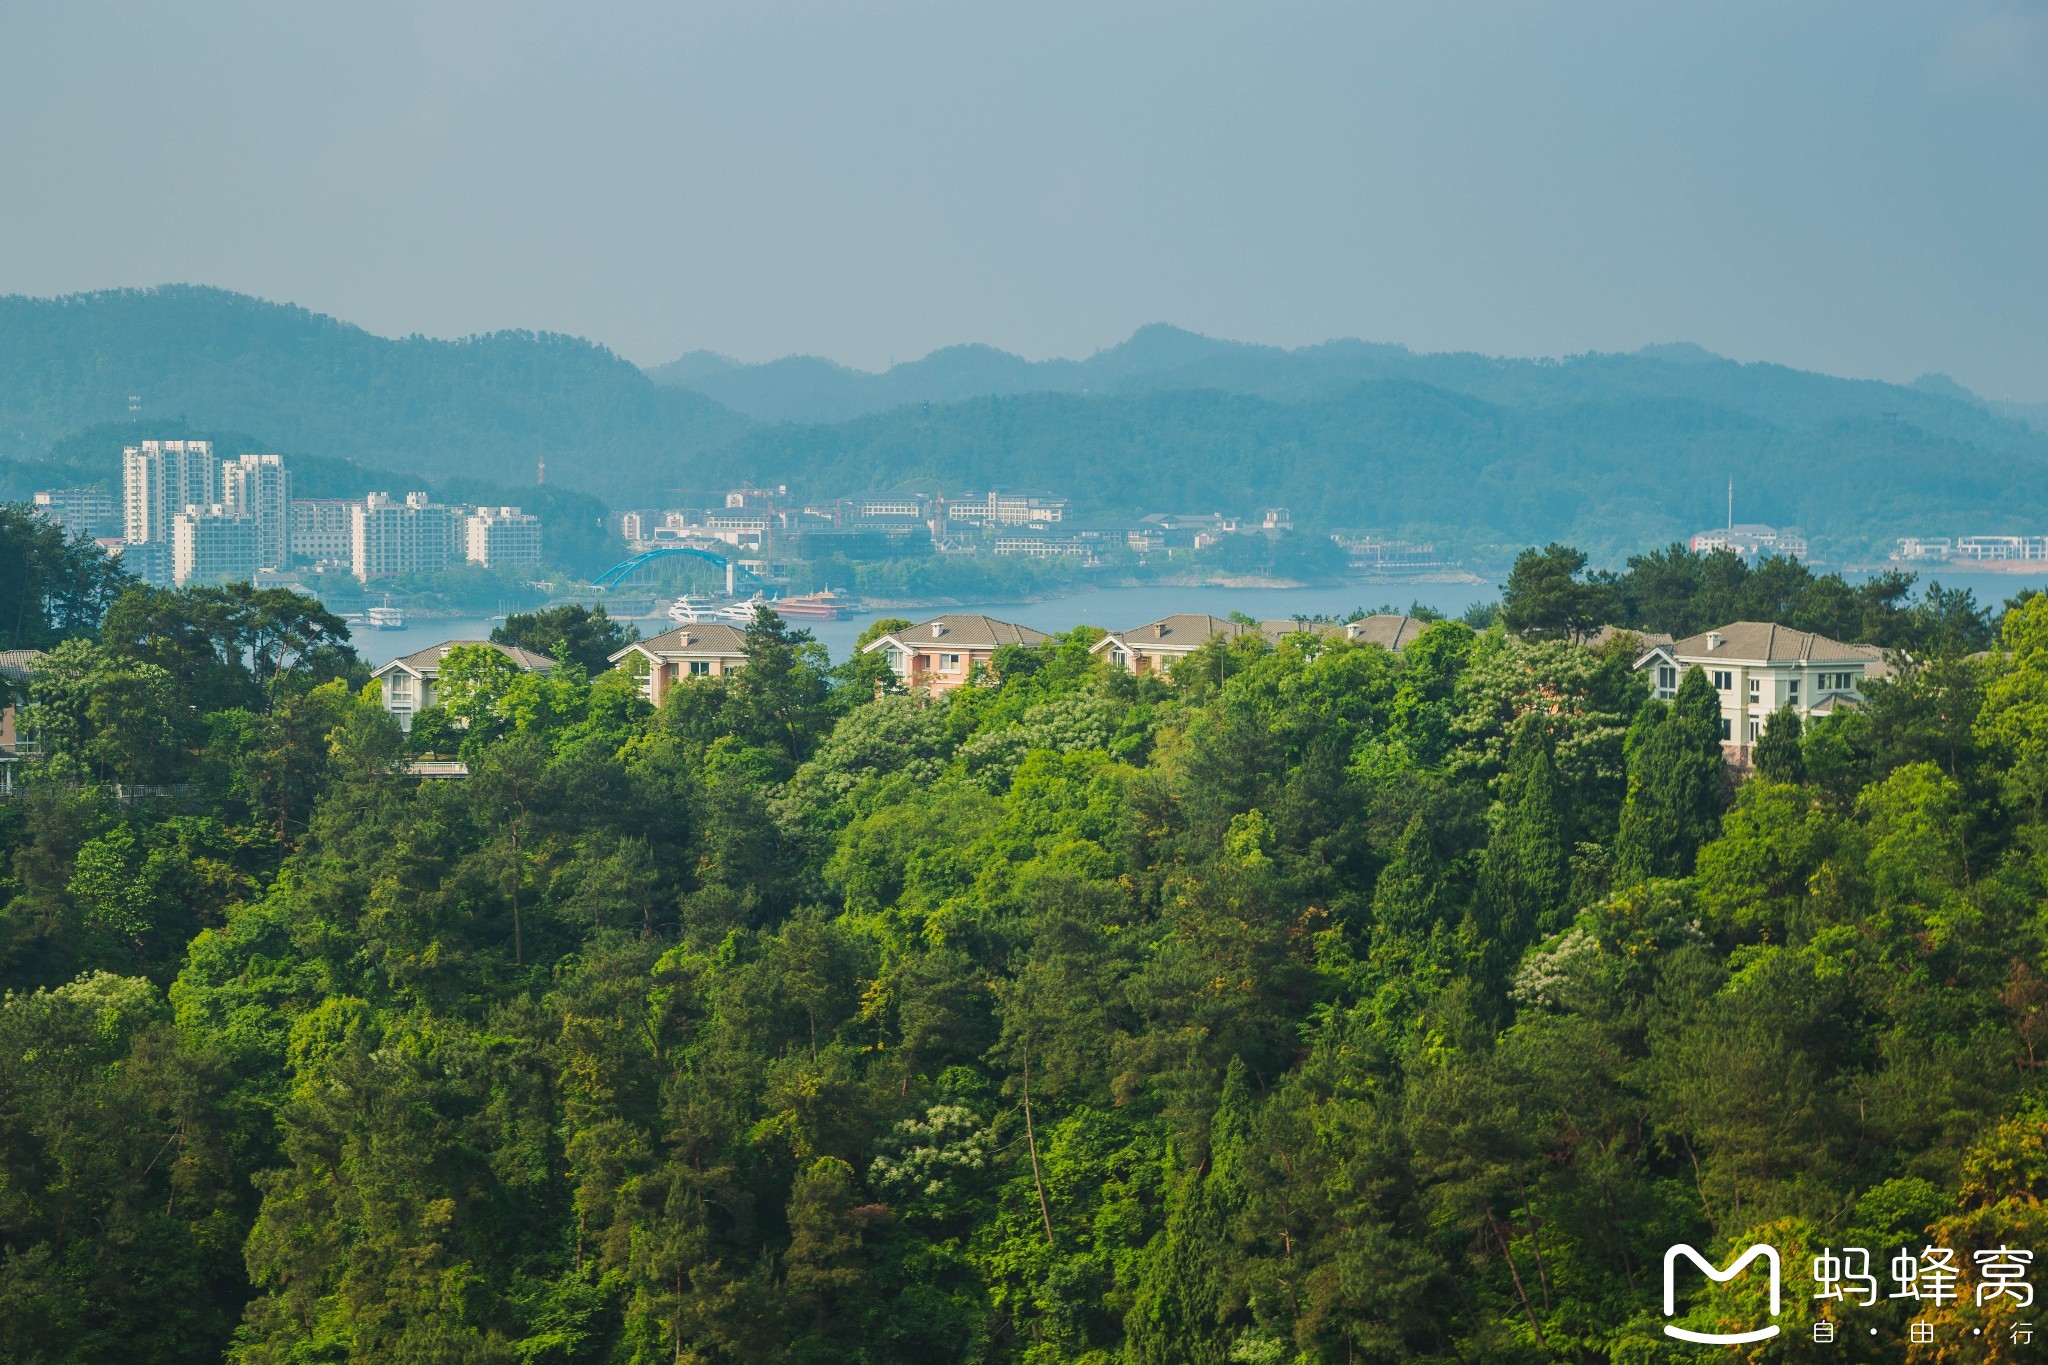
[687,660,712,676]
[1748,677,1760,700]
[1719,718,1732,741]
[1749,719,1761,740]
[1657,665,1677,692]
[1788,679,1799,702]
[940,652,963,672]
[1711,670,1733,691]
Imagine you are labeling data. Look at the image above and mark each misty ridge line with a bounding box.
[4,284,2048,565]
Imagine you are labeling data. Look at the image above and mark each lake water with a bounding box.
[350,570,2048,666]
[349,582,1489,666]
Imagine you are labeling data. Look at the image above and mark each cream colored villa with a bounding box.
[1091,612,1431,675]
[608,623,751,706]
[861,615,1047,693]
[370,640,556,731]
[1632,622,1886,756]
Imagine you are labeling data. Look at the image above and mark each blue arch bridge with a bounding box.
[589,545,768,594]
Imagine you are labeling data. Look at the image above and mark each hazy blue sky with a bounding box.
[2,1,2043,396]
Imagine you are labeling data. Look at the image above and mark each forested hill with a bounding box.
[702,383,2048,560]
[10,551,2048,1360]
[8,288,2048,557]
[0,286,749,492]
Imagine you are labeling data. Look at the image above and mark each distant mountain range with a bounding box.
[650,323,2048,446]
[3,286,2046,562]
[0,286,746,492]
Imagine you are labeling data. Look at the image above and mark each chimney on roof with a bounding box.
[931,624,946,637]
[1707,630,1724,650]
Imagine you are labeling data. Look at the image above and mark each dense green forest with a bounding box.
[6,288,2048,557]
[5,513,2048,1362]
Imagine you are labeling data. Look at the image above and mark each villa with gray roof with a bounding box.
[861,615,1048,693]
[1631,622,1886,759]
[370,640,556,731]
[1091,614,1264,675]
[609,623,750,706]
[1338,614,1430,651]
[1093,612,1432,677]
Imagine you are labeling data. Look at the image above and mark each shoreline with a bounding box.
[339,570,1500,626]
[627,570,1493,617]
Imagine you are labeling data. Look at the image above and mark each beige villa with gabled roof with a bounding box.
[370,640,556,731]
[1631,621,1887,759]
[609,622,750,706]
[1092,612,1433,676]
[861,615,1048,693]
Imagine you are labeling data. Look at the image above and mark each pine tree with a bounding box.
[1372,812,1451,942]
[1616,666,1728,880]
[1477,718,1572,952]
[1125,1067,1257,1365]
[1753,705,1805,784]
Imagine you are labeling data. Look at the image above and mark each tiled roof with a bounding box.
[1669,622,1869,664]
[1093,614,1434,653]
[1261,619,1335,642]
[870,615,1048,651]
[1094,614,1251,650]
[1849,642,1893,682]
[1585,625,1674,650]
[373,640,556,677]
[1340,614,1429,650]
[616,623,751,659]
[0,649,44,684]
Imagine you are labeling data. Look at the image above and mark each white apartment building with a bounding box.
[464,506,542,568]
[1953,536,2048,562]
[32,487,116,540]
[1688,523,1809,560]
[173,505,260,585]
[857,495,932,520]
[290,500,356,569]
[351,492,463,581]
[123,440,218,547]
[1894,537,1955,562]
[221,453,292,570]
[991,532,1091,558]
[701,513,768,549]
[943,491,1069,527]
[1632,622,1884,761]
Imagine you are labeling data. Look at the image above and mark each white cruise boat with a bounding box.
[716,596,767,623]
[667,595,716,623]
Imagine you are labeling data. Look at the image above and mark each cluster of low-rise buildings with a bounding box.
[615,485,1308,567]
[1894,535,2048,566]
[31,439,542,585]
[1688,523,1809,561]
[370,610,1883,772]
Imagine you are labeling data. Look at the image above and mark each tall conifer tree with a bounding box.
[1616,666,1728,880]
[1478,718,1571,954]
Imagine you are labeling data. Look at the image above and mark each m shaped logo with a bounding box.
[1663,1243,1782,1344]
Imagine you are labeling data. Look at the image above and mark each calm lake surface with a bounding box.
[351,570,2048,666]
